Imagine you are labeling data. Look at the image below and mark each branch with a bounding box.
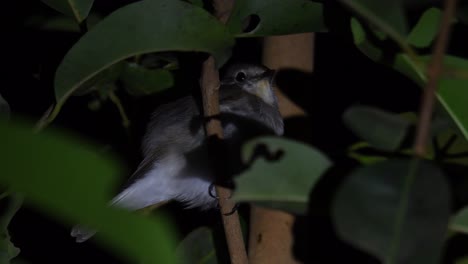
[200,1,248,263]
[413,0,458,157]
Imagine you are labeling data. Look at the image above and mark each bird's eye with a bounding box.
[235,71,246,82]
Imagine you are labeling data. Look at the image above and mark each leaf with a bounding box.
[226,0,326,37]
[407,8,442,48]
[340,0,408,40]
[0,93,10,120]
[24,14,102,32]
[450,206,468,234]
[0,118,176,263]
[40,0,94,23]
[436,56,468,141]
[343,106,411,152]
[120,62,174,97]
[233,137,332,214]
[176,227,217,264]
[54,0,234,104]
[73,61,125,96]
[332,159,450,264]
[435,130,468,166]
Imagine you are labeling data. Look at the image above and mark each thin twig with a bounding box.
[200,0,248,263]
[413,0,458,157]
[108,90,131,129]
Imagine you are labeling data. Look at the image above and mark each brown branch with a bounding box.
[200,1,248,263]
[413,0,458,157]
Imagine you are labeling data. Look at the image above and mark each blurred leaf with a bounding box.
[407,8,442,48]
[340,0,408,39]
[343,105,411,152]
[176,227,217,264]
[348,142,389,165]
[436,56,468,141]
[332,159,450,264]
[0,93,10,120]
[435,130,468,165]
[40,0,94,23]
[226,0,326,37]
[457,256,468,264]
[234,137,332,214]
[24,13,102,32]
[0,119,176,263]
[351,18,383,61]
[54,0,234,104]
[451,206,468,234]
[120,62,174,97]
[0,195,22,263]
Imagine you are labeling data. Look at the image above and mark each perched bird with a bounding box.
[71,63,284,242]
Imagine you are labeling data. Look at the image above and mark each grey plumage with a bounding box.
[71,64,283,242]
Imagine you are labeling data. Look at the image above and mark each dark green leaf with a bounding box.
[24,14,102,32]
[0,119,176,263]
[233,137,332,214]
[54,0,234,104]
[407,8,442,48]
[120,62,174,97]
[435,130,468,165]
[40,0,94,23]
[340,0,408,38]
[451,207,468,234]
[436,56,468,140]
[73,61,125,96]
[176,227,217,264]
[343,106,411,152]
[226,0,326,37]
[332,159,450,264]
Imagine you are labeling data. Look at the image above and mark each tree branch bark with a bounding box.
[200,1,248,263]
[413,0,458,157]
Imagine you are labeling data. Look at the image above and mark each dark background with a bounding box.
[4,0,468,263]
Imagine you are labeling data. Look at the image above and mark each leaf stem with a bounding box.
[34,102,64,133]
[108,91,130,129]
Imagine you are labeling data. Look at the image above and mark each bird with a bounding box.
[71,63,284,242]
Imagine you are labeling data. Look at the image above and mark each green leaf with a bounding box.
[120,62,174,97]
[332,159,450,264]
[176,227,217,264]
[435,130,468,166]
[340,0,408,39]
[0,118,176,263]
[436,56,468,141]
[407,8,442,48]
[25,13,102,32]
[73,61,125,96]
[233,137,332,214]
[226,0,326,37]
[456,256,468,264]
[54,0,234,104]
[451,206,468,234]
[343,106,411,152]
[0,93,10,120]
[40,0,94,23]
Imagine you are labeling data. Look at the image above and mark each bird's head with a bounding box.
[221,64,277,107]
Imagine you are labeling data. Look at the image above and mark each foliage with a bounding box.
[6,0,468,263]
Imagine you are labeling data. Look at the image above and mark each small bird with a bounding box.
[71,63,284,242]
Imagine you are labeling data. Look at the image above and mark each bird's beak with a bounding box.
[253,69,276,105]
